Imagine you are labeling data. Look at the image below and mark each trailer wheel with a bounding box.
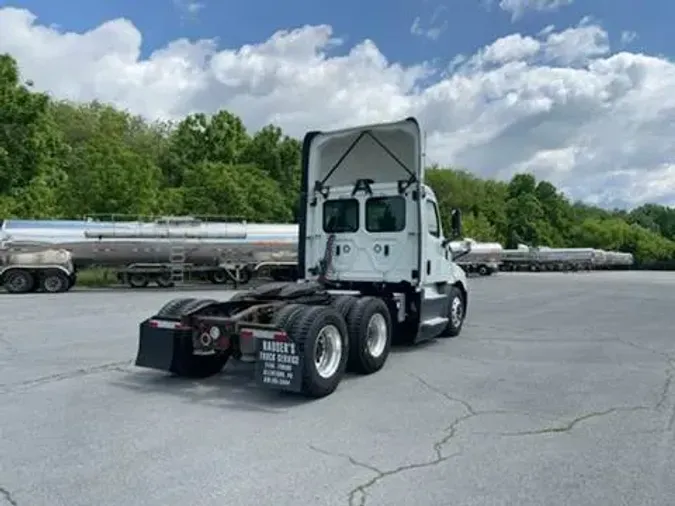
[478,265,488,276]
[290,305,349,398]
[439,286,465,338]
[41,270,70,293]
[128,273,149,288]
[345,296,392,375]
[156,273,174,288]
[3,269,35,294]
[209,269,228,284]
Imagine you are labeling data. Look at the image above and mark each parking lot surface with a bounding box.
[1,272,674,506]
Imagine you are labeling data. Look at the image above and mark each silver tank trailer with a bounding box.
[449,238,503,275]
[2,219,299,268]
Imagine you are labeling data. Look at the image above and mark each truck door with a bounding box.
[416,193,449,336]
[423,196,445,284]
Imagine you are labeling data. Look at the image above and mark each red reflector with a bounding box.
[240,330,254,339]
[273,332,289,342]
[149,319,189,330]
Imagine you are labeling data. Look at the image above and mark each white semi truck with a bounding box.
[133,117,470,398]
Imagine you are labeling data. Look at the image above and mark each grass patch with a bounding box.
[76,267,118,287]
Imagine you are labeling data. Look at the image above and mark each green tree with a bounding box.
[1,51,675,268]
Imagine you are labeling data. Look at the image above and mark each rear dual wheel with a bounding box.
[281,305,349,398]
[331,295,392,375]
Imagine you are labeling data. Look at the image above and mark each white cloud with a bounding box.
[620,30,637,46]
[173,0,205,17]
[410,6,448,41]
[1,6,675,208]
[498,0,574,21]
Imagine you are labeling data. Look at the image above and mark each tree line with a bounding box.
[2,53,675,267]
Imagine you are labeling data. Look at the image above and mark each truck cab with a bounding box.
[300,117,468,341]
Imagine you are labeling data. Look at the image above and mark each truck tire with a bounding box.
[128,273,149,288]
[168,297,229,378]
[156,273,174,288]
[272,303,305,330]
[478,265,488,276]
[170,339,230,378]
[156,298,198,318]
[209,269,228,284]
[331,295,359,318]
[228,291,250,302]
[439,285,465,338]
[289,305,349,398]
[3,269,35,294]
[41,270,70,293]
[345,296,392,375]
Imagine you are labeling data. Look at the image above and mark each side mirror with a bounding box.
[450,208,462,239]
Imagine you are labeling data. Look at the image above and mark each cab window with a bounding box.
[323,199,359,233]
[426,200,440,237]
[366,196,406,233]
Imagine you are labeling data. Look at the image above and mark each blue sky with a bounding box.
[3,0,670,65]
[1,0,674,207]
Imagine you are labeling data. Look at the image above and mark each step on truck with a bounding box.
[134,117,471,398]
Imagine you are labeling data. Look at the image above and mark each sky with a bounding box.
[0,0,673,209]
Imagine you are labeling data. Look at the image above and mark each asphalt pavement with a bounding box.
[0,272,673,506]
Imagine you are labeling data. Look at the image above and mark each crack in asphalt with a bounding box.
[312,358,675,506]
[309,442,463,506]
[0,361,132,394]
[0,486,18,506]
[497,406,651,437]
[309,374,518,506]
[655,359,675,412]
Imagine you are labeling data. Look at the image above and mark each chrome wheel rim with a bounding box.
[450,296,463,328]
[366,313,388,358]
[314,324,343,379]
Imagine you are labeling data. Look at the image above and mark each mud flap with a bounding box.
[135,319,184,372]
[253,331,305,393]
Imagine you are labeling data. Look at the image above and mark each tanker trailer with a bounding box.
[592,249,608,270]
[82,220,299,288]
[500,244,534,271]
[448,238,502,275]
[3,218,300,288]
[531,247,596,271]
[1,237,77,293]
[604,251,634,270]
